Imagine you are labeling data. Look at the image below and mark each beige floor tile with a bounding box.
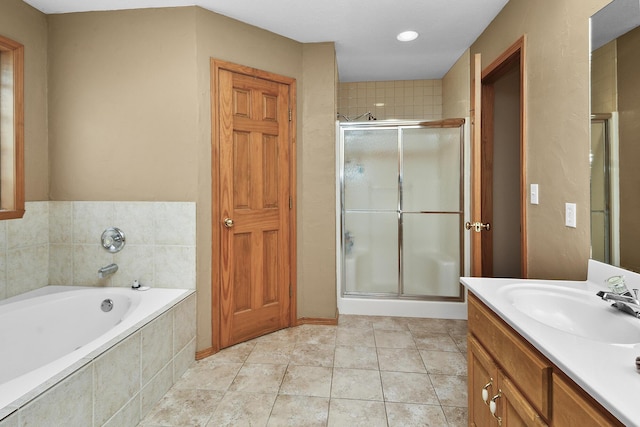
[327,399,387,427]
[138,317,471,427]
[290,343,335,367]
[450,334,468,353]
[372,317,411,331]
[251,327,298,344]
[203,341,255,363]
[267,395,329,426]
[429,374,468,407]
[141,388,224,427]
[336,327,376,347]
[442,405,469,427]
[380,371,439,405]
[228,363,287,393]
[334,345,379,369]
[173,362,242,391]
[374,329,416,348]
[377,348,426,373]
[245,341,295,364]
[280,365,332,397]
[407,318,452,334]
[385,402,449,426]
[205,391,276,427]
[295,325,337,345]
[331,368,383,401]
[420,350,468,376]
[411,330,460,352]
[338,315,375,329]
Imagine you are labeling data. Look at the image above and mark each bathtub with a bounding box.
[0,285,196,425]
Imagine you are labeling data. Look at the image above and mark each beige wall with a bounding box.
[443,49,471,119]
[591,40,617,114]
[471,0,611,279]
[0,0,48,201]
[48,8,199,202]
[47,6,336,352]
[299,42,338,318]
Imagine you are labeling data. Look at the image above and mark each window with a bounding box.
[0,34,25,219]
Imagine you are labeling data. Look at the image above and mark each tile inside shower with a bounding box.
[338,80,443,121]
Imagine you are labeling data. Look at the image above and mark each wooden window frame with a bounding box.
[0,34,25,220]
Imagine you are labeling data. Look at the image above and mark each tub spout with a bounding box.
[98,263,118,278]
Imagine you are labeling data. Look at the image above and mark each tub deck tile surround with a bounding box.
[138,315,468,427]
[0,292,196,427]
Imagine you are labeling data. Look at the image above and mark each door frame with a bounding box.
[471,35,528,277]
[210,59,297,354]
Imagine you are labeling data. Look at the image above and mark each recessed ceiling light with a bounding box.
[397,30,419,42]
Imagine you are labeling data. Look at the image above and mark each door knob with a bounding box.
[223,218,234,228]
[465,221,491,232]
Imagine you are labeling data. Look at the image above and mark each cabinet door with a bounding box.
[469,336,500,427]
[552,373,622,427]
[499,373,548,427]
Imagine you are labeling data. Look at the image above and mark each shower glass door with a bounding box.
[341,121,463,300]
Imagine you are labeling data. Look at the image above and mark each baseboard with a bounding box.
[296,316,338,326]
[195,347,216,360]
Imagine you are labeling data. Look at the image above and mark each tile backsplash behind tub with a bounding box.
[0,201,196,300]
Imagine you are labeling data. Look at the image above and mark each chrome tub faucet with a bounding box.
[98,263,118,279]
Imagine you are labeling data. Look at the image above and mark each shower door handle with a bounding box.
[465,221,491,232]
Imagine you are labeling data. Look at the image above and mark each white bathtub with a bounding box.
[0,285,194,423]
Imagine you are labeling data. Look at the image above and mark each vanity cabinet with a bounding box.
[468,292,623,427]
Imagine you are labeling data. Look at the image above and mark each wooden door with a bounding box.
[214,61,295,348]
[470,36,527,278]
[470,53,488,277]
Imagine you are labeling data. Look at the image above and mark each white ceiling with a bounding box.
[23,0,509,82]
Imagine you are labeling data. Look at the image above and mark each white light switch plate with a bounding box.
[565,203,577,228]
[531,184,539,204]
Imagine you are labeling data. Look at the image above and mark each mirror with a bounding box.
[590,0,640,272]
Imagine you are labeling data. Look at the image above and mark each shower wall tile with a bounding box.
[51,201,197,290]
[48,243,73,286]
[0,200,196,303]
[114,202,156,245]
[49,201,73,244]
[73,202,115,244]
[338,79,443,121]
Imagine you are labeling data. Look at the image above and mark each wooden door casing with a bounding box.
[212,60,296,351]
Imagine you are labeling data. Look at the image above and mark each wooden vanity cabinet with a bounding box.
[468,292,623,427]
[469,334,548,426]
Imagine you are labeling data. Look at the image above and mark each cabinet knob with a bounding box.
[482,379,493,405]
[490,391,503,426]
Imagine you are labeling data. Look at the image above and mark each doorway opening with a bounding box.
[471,36,527,278]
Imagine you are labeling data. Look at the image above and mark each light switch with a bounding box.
[531,184,539,205]
[565,203,577,228]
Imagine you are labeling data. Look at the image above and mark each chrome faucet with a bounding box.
[597,288,640,318]
[98,263,118,278]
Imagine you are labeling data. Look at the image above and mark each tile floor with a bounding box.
[138,315,468,426]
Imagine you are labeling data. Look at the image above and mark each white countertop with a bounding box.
[460,260,640,427]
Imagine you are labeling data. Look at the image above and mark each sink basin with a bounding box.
[499,284,640,344]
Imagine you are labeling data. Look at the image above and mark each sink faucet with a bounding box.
[597,289,640,318]
[98,263,118,278]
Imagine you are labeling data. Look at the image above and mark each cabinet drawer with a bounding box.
[469,293,552,419]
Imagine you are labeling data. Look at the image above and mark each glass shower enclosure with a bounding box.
[340,120,465,301]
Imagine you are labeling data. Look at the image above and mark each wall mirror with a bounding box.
[590,0,640,272]
[0,34,25,220]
